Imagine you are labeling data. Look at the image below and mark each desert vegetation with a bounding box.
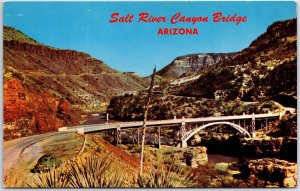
[107,93,283,121]
[26,144,258,188]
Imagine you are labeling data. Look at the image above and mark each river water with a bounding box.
[208,154,241,164]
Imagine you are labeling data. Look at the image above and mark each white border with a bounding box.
[1,1,298,191]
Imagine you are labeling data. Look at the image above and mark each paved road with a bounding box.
[3,131,84,187]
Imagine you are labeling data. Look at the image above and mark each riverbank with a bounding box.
[192,135,297,162]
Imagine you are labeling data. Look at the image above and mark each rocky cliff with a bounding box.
[157,53,234,78]
[3,78,79,140]
[240,158,297,187]
[4,40,115,75]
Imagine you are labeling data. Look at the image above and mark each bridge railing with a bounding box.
[58,113,280,133]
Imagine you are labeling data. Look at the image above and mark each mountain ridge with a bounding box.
[3,26,148,140]
[4,26,44,46]
[157,53,236,78]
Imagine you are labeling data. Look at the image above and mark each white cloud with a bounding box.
[17,13,24,17]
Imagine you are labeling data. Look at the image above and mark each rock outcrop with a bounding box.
[240,158,297,187]
[3,79,80,140]
[241,137,297,162]
[159,146,208,168]
[4,40,115,75]
[157,53,234,78]
[184,146,208,168]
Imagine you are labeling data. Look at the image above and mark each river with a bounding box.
[208,154,241,164]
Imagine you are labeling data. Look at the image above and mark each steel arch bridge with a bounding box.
[181,121,251,147]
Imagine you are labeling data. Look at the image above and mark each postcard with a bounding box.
[3,1,297,188]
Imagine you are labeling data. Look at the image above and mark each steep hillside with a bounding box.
[157,53,234,78]
[3,26,147,139]
[176,19,297,104]
[108,93,283,121]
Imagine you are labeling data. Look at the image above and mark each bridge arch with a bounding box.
[181,121,251,147]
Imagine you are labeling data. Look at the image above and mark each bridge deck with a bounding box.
[59,113,280,134]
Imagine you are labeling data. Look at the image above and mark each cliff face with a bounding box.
[3,79,79,140]
[240,158,297,187]
[3,26,147,140]
[4,40,115,75]
[157,53,234,78]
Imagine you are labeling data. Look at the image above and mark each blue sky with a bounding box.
[4,2,296,76]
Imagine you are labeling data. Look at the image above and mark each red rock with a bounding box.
[3,79,80,140]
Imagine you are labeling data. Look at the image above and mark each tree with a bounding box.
[139,66,156,179]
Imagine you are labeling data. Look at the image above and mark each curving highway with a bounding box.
[3,131,84,187]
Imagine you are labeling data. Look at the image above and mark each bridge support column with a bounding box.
[251,113,256,132]
[154,127,161,149]
[157,126,161,149]
[114,125,121,145]
[137,128,140,148]
[180,117,187,139]
[132,129,136,144]
[181,140,187,148]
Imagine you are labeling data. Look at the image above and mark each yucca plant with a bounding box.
[28,155,125,188]
[66,156,124,188]
[28,165,69,188]
[138,165,196,188]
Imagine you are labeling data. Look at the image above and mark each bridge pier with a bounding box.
[180,117,187,139]
[153,127,161,149]
[157,126,161,149]
[137,128,140,148]
[181,140,187,148]
[251,113,256,132]
[179,118,188,148]
[114,125,121,145]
